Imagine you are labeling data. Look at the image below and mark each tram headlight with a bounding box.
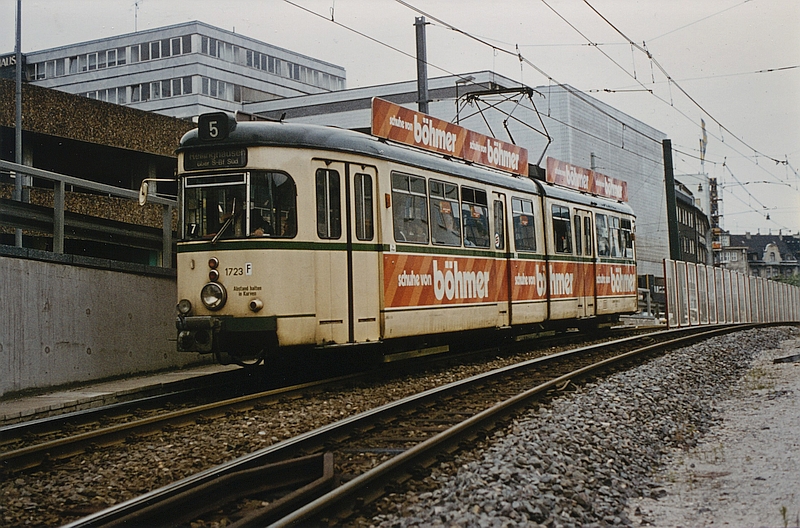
[200,282,227,311]
[177,299,193,315]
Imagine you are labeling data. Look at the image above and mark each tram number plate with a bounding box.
[184,149,247,171]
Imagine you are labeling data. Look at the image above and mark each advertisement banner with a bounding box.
[384,254,507,308]
[595,263,638,297]
[372,97,528,176]
[546,157,628,202]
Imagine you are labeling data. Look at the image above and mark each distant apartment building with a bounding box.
[726,232,800,279]
[675,180,711,265]
[8,21,346,119]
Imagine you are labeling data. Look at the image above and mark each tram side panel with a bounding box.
[378,164,510,339]
[507,192,549,326]
[594,211,638,316]
[542,196,582,321]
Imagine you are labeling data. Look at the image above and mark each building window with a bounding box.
[200,77,236,101]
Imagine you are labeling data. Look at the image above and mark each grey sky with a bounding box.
[3,0,798,233]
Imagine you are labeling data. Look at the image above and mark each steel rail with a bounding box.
[63,324,746,528]
[0,372,362,473]
[1,325,652,470]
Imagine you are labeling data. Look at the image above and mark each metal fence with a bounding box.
[0,160,176,268]
[664,259,800,327]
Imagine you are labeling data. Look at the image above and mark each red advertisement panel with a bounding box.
[372,98,528,176]
[547,260,580,299]
[595,263,638,297]
[511,260,548,301]
[546,157,628,202]
[384,254,508,308]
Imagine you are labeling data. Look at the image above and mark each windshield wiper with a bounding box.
[211,198,239,245]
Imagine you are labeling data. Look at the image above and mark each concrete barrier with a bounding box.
[0,247,204,398]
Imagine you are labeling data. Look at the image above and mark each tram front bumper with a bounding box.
[176,316,221,353]
[175,315,279,354]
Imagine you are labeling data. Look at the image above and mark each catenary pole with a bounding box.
[415,17,429,114]
[14,0,23,247]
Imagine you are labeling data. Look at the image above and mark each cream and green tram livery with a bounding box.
[174,112,637,365]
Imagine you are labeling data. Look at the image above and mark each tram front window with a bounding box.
[183,171,297,240]
[184,185,246,240]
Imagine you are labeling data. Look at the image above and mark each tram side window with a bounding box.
[493,200,505,250]
[595,214,608,256]
[429,180,461,246]
[316,169,341,239]
[608,216,621,257]
[512,197,536,252]
[249,171,297,238]
[574,215,582,256]
[620,218,634,258]
[552,204,572,254]
[583,216,593,256]
[354,173,374,241]
[391,173,429,244]
[461,187,490,248]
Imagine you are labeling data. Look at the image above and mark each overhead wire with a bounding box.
[582,0,786,166]
[284,0,795,229]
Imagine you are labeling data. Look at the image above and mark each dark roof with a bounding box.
[729,233,800,260]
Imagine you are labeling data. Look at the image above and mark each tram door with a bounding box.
[312,160,380,345]
[573,209,596,317]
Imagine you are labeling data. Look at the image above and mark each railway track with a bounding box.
[62,324,751,528]
[0,326,653,474]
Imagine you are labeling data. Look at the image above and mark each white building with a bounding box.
[16,21,346,119]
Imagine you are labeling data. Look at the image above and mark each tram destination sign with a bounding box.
[371,97,528,177]
[184,148,247,171]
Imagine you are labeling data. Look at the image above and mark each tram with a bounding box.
[168,102,638,365]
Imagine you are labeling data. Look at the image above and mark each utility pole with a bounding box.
[414,16,429,114]
[663,139,681,260]
[14,0,23,247]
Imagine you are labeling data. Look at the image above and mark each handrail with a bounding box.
[0,159,177,267]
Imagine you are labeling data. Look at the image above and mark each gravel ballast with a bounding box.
[3,327,797,527]
[367,327,799,527]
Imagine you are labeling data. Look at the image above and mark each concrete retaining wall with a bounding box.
[1,248,203,398]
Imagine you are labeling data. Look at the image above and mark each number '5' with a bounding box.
[208,120,219,138]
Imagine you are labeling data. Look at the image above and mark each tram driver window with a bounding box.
[183,177,246,240]
[551,204,572,254]
[249,171,297,238]
[391,173,429,244]
[512,197,536,252]
[461,187,490,248]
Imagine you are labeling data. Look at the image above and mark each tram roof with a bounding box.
[179,120,634,217]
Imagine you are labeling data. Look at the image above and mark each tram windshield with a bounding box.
[183,171,297,240]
